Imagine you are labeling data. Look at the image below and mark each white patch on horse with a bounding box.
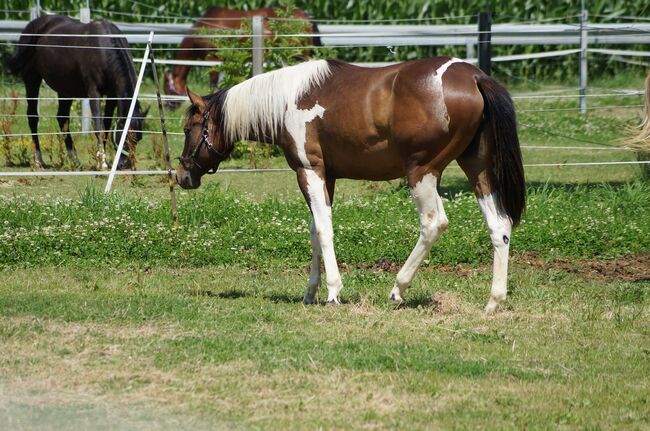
[222,60,331,144]
[477,193,512,314]
[285,103,325,168]
[390,173,448,303]
[304,170,342,303]
[430,58,464,133]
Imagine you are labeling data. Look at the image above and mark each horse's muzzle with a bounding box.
[176,170,200,189]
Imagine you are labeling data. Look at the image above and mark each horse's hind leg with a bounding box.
[458,150,512,314]
[25,77,45,168]
[390,171,448,303]
[56,98,78,165]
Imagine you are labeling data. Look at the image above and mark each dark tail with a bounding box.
[310,19,322,47]
[476,74,526,226]
[7,18,46,76]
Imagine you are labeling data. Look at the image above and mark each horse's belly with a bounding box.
[327,139,405,180]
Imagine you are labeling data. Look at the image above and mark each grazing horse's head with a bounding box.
[176,89,231,189]
[115,102,148,170]
[163,70,185,111]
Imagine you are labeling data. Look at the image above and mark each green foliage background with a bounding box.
[4,1,650,80]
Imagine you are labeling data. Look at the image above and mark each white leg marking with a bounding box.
[390,173,448,303]
[284,103,325,168]
[477,194,513,314]
[430,58,464,133]
[303,219,321,304]
[305,170,342,304]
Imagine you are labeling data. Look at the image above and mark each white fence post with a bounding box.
[252,16,264,76]
[80,7,92,132]
[29,3,39,20]
[579,2,588,114]
[105,31,153,194]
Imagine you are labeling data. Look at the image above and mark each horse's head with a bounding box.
[163,70,185,111]
[115,102,149,170]
[176,89,231,189]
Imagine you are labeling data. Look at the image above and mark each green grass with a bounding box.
[0,182,648,269]
[0,265,648,429]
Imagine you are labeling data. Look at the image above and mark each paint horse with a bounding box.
[8,15,146,169]
[176,58,526,313]
[163,6,320,110]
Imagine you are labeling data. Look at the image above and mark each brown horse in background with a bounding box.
[176,58,526,314]
[163,6,320,110]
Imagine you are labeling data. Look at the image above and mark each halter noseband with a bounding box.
[183,100,228,174]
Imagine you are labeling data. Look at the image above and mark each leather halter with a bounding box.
[182,100,228,174]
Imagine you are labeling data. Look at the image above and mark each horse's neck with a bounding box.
[171,35,203,92]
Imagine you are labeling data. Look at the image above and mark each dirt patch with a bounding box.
[357,259,480,278]
[351,253,649,283]
[519,252,650,282]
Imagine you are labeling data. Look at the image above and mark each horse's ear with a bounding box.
[142,106,150,118]
[187,88,205,112]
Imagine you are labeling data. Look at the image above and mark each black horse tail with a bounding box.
[476,74,526,226]
[7,18,46,76]
[310,19,322,47]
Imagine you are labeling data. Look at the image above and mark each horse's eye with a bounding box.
[183,128,190,135]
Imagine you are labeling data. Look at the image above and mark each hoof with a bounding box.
[389,292,403,305]
[326,296,341,305]
[303,296,316,305]
[484,298,501,315]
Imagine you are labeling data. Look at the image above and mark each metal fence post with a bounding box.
[478,10,492,75]
[466,41,476,61]
[579,2,588,114]
[252,16,264,76]
[80,7,93,132]
[29,0,40,20]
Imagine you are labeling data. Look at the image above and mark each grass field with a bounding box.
[1,70,649,429]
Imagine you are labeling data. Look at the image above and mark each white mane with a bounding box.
[222,60,332,143]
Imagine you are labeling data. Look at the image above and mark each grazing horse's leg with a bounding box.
[25,77,45,168]
[102,99,117,152]
[458,140,513,314]
[477,191,512,314]
[56,98,78,164]
[298,169,342,304]
[88,89,107,169]
[390,172,448,304]
[303,177,336,304]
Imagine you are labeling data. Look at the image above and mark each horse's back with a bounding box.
[307,58,486,179]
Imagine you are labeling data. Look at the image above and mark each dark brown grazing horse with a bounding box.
[7,15,146,169]
[163,6,320,110]
[177,58,526,314]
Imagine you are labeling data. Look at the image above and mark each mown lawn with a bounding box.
[0,262,648,430]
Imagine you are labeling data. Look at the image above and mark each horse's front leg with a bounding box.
[55,98,78,165]
[25,78,45,168]
[88,91,107,169]
[390,171,448,303]
[297,169,342,304]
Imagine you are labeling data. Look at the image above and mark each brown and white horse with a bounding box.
[176,58,526,313]
[163,6,319,109]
